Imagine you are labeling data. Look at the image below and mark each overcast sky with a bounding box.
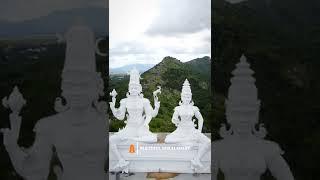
[110,0,211,68]
[0,0,212,69]
[0,0,107,22]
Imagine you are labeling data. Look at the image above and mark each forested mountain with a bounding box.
[109,56,213,133]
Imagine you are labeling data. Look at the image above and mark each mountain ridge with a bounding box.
[0,7,107,37]
[110,63,155,74]
[142,56,211,91]
[109,56,213,133]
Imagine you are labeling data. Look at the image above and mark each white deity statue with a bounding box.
[109,68,161,172]
[164,79,211,172]
[1,19,108,180]
[212,55,294,180]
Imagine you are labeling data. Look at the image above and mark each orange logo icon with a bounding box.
[129,144,135,153]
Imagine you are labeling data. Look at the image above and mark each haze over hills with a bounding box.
[110,64,155,74]
[109,56,213,133]
[0,7,107,38]
[109,56,211,76]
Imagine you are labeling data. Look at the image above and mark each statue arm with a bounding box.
[2,88,53,179]
[151,86,161,117]
[151,100,160,118]
[267,154,294,180]
[3,120,53,179]
[171,108,180,126]
[266,144,294,180]
[143,99,153,126]
[194,107,204,132]
[110,99,126,120]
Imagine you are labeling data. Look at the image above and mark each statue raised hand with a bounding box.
[1,87,25,148]
[109,68,160,172]
[1,20,108,180]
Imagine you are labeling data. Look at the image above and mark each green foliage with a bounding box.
[109,56,213,133]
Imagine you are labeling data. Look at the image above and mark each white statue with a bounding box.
[212,55,294,180]
[109,68,161,172]
[1,19,108,180]
[164,79,211,172]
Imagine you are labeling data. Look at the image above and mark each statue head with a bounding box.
[225,55,260,135]
[61,72,104,110]
[59,18,104,110]
[128,68,142,96]
[180,79,193,105]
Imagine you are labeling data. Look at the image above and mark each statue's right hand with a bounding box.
[109,101,115,108]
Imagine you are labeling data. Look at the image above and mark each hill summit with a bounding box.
[141,56,211,92]
[109,56,213,133]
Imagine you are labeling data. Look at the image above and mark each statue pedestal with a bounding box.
[109,133,211,173]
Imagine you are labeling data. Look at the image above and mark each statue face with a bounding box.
[181,94,192,104]
[62,81,97,109]
[226,108,259,134]
[129,84,142,96]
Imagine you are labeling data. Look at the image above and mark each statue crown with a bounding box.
[129,68,141,85]
[181,79,192,96]
[227,54,260,109]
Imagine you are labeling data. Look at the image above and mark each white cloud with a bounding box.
[146,0,211,36]
[109,0,211,68]
[109,0,159,48]
[109,28,211,68]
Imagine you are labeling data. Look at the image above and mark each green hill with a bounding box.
[108,56,213,133]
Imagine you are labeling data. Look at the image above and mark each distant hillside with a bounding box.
[185,56,211,80]
[0,7,107,37]
[109,56,213,133]
[110,64,155,74]
[142,56,211,93]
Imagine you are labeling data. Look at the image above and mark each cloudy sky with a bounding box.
[0,0,107,22]
[110,0,211,68]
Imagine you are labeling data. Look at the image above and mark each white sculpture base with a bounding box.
[109,133,211,173]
